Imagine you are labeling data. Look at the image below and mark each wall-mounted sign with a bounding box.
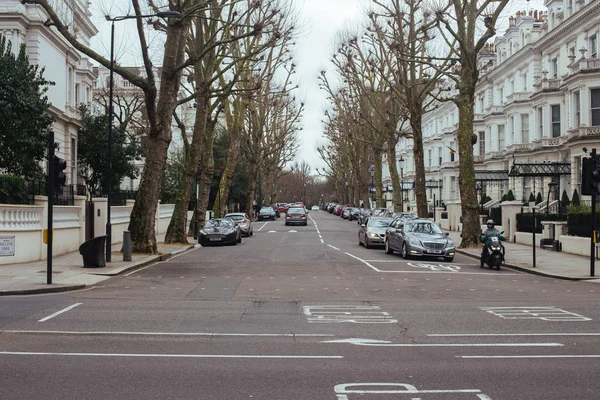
[0,236,15,256]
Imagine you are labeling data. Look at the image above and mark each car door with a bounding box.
[387,220,400,250]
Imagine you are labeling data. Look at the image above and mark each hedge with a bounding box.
[516,212,566,233]
[0,175,31,204]
[567,211,600,237]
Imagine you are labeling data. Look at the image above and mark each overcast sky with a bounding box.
[89,0,546,173]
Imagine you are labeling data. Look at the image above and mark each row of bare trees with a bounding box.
[31,0,303,252]
[318,0,509,247]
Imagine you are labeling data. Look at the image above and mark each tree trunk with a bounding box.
[165,88,210,244]
[197,121,216,227]
[246,160,259,217]
[128,23,188,253]
[411,103,428,218]
[213,124,242,217]
[457,64,480,248]
[385,138,401,212]
[374,150,384,208]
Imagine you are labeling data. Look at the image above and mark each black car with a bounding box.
[258,206,277,221]
[198,218,242,246]
[357,209,371,225]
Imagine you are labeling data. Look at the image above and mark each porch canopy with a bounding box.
[508,162,571,177]
[475,170,509,182]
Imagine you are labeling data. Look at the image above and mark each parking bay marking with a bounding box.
[2,330,336,338]
[303,305,398,324]
[430,332,600,337]
[0,351,343,360]
[480,306,592,322]
[321,338,562,347]
[335,383,492,399]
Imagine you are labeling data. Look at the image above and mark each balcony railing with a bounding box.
[473,155,485,163]
[505,92,530,103]
[568,57,600,75]
[484,151,505,160]
[567,125,600,139]
[440,161,459,169]
[505,143,533,154]
[533,78,561,92]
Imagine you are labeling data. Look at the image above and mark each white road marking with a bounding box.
[334,383,490,397]
[328,245,340,251]
[303,305,397,324]
[257,222,269,232]
[2,330,335,337]
[0,351,343,360]
[267,230,277,233]
[460,355,600,359]
[288,230,297,233]
[344,252,380,272]
[321,338,562,347]
[430,332,600,337]
[320,239,325,244]
[480,306,591,322]
[38,303,82,322]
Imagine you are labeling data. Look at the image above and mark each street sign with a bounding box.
[0,236,15,256]
[594,230,600,247]
[43,229,54,244]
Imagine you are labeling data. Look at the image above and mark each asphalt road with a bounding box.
[1,210,600,399]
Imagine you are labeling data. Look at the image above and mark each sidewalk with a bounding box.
[0,234,197,296]
[448,231,599,281]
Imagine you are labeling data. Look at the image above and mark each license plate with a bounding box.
[210,238,221,241]
[429,250,442,254]
[292,215,300,218]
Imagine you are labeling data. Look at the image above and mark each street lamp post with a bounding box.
[105,10,181,262]
[398,156,404,212]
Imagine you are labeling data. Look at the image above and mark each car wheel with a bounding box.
[304,222,307,226]
[285,222,289,226]
[250,230,253,237]
[200,243,206,247]
[364,238,371,249]
[385,240,393,254]
[401,243,410,259]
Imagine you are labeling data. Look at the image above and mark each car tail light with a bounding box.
[301,214,306,218]
[286,214,291,218]
[243,218,248,223]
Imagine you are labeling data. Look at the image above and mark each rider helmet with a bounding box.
[486,219,495,228]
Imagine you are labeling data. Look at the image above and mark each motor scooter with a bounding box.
[480,232,505,270]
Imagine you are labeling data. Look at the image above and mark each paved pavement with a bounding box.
[448,231,599,281]
[0,234,196,295]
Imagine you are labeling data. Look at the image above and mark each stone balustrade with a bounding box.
[0,205,43,230]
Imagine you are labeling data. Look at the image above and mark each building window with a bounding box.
[428,149,432,167]
[498,88,504,104]
[521,113,529,142]
[589,35,598,58]
[551,105,561,137]
[592,89,600,126]
[498,125,505,150]
[538,107,543,138]
[438,147,442,166]
[574,91,581,128]
[551,58,558,78]
[478,131,485,155]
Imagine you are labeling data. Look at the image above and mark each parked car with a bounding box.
[285,207,308,226]
[371,208,392,217]
[342,207,353,219]
[347,207,363,221]
[328,203,338,213]
[384,218,455,262]
[358,216,394,248]
[391,212,417,222]
[258,207,277,221]
[223,213,253,237]
[311,205,319,211]
[198,218,241,246]
[357,209,371,225]
[278,203,288,213]
[271,204,281,218]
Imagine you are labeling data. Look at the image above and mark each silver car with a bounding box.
[223,213,253,237]
[358,217,394,248]
[385,219,455,262]
[285,207,308,226]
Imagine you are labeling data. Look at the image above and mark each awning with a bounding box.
[508,163,571,177]
[474,170,509,182]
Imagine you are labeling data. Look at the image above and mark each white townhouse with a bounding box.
[0,0,98,188]
[386,0,600,213]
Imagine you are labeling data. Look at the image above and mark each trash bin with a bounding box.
[79,235,107,268]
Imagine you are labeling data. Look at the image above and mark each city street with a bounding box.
[1,211,599,399]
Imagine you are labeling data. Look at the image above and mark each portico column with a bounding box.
[580,87,591,126]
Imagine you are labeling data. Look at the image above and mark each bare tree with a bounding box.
[432,0,509,247]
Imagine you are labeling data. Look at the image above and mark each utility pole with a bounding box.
[582,148,599,277]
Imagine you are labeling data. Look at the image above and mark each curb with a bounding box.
[455,249,595,281]
[0,245,197,296]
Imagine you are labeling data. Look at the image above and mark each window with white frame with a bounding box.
[478,132,485,155]
[438,147,442,166]
[551,105,561,137]
[592,89,600,126]
[521,113,529,142]
[498,87,504,104]
[589,35,598,58]
[498,124,505,150]
[574,91,581,128]
[428,149,432,167]
[521,72,527,91]
[551,58,558,78]
[538,107,543,138]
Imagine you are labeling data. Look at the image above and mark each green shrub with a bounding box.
[528,192,535,204]
[561,190,570,208]
[506,189,515,201]
[572,189,580,207]
[0,175,30,204]
[536,192,543,204]
[567,210,600,237]
[501,194,507,202]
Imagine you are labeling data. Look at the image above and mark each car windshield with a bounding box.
[260,207,273,212]
[406,222,443,234]
[367,218,393,228]
[225,214,244,221]
[204,219,233,228]
[288,208,305,214]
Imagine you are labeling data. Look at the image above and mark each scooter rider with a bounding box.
[480,219,502,266]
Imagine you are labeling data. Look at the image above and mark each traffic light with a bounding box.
[53,155,67,188]
[582,151,600,195]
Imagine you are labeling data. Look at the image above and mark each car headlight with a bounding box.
[446,239,454,247]
[368,232,379,238]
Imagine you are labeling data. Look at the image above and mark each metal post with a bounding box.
[532,206,537,268]
[400,168,404,212]
[106,21,115,263]
[433,194,436,223]
[47,130,54,284]
[123,230,132,261]
[194,181,199,240]
[591,192,596,277]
